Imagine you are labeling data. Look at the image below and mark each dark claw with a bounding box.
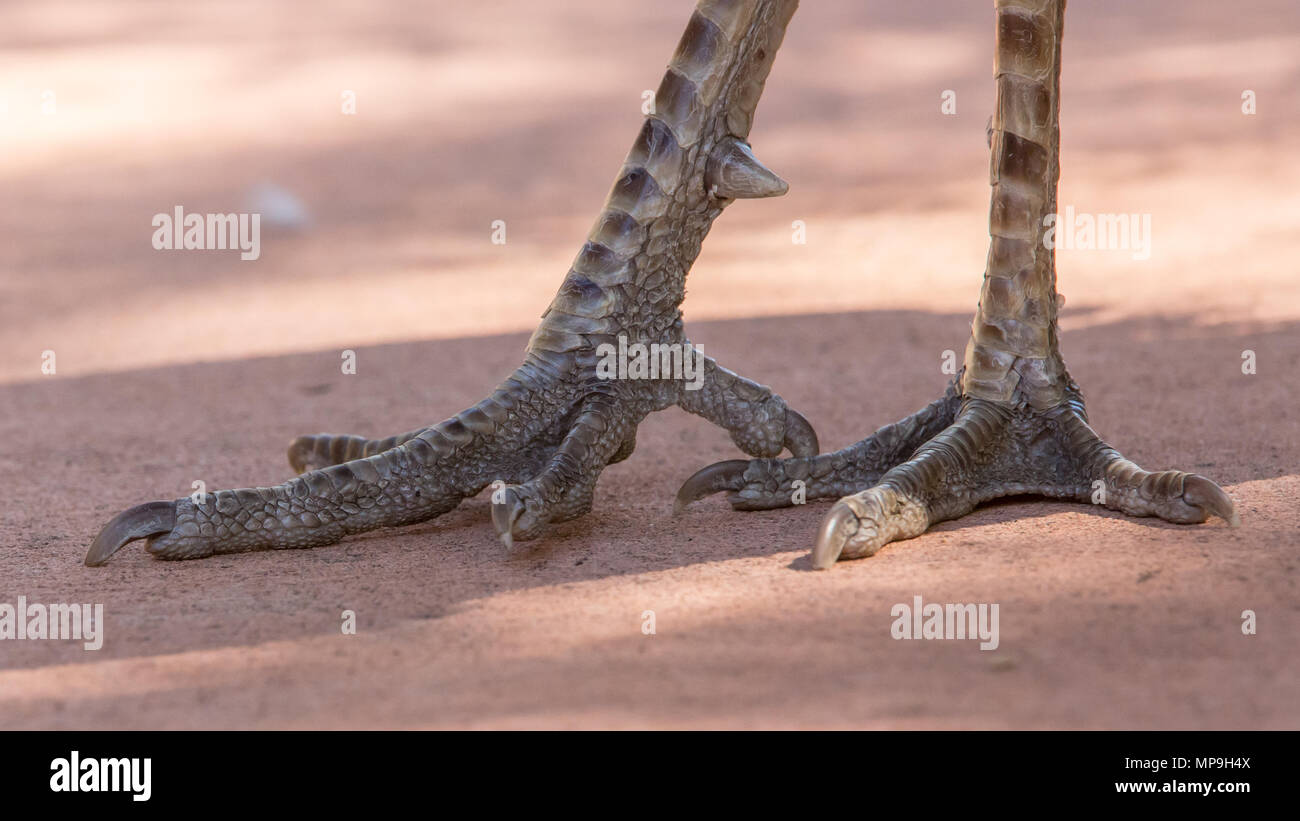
[811,501,857,569]
[783,407,819,457]
[673,459,749,514]
[1182,474,1240,527]
[85,501,177,567]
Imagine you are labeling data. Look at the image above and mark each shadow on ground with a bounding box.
[1,308,1294,658]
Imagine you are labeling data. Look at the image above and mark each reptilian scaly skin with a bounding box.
[961,0,1070,409]
[87,0,816,565]
[678,0,1239,567]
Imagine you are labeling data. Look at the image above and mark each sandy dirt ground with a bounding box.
[1,0,1297,728]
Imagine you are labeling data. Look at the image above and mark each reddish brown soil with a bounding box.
[1,0,1296,728]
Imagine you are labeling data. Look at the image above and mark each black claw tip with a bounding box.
[783,408,819,458]
[1183,475,1240,527]
[811,502,856,569]
[673,460,750,514]
[85,501,177,567]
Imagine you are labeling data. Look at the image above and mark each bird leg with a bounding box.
[87,0,813,565]
[677,0,1238,567]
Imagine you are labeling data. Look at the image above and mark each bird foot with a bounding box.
[87,351,818,564]
[680,387,1238,569]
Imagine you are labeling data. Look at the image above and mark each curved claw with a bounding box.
[811,501,857,570]
[85,501,177,567]
[1183,474,1240,527]
[783,407,819,458]
[673,459,749,514]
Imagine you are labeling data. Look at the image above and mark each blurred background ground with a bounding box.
[0,0,1296,728]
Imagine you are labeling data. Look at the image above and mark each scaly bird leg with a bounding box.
[88,0,811,565]
[678,0,1238,568]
